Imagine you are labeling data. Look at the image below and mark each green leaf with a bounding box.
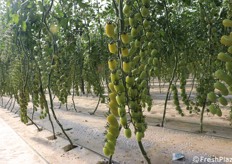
[59,19,68,28]
[183,0,191,5]
[6,1,10,7]
[22,21,27,31]
[79,2,90,8]
[38,1,44,11]
[12,14,19,24]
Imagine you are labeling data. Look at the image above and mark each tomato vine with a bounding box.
[0,0,231,163]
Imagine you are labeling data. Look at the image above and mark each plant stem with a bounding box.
[188,73,196,101]
[40,89,56,139]
[161,0,178,127]
[27,116,42,131]
[43,0,74,147]
[138,141,151,164]
[200,99,206,133]
[89,96,101,115]
[72,64,77,112]
[7,97,13,110]
[5,97,12,108]
[108,155,112,164]
[161,53,178,127]
[10,98,16,112]
[72,87,77,112]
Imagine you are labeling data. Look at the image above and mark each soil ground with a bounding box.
[0,81,232,164]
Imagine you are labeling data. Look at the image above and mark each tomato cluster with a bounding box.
[171,84,183,116]
[103,114,120,156]
[104,0,153,159]
[19,91,29,123]
[206,19,232,119]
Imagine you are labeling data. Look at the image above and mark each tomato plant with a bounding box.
[0,0,231,163]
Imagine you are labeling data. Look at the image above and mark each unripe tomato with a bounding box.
[142,0,150,7]
[118,106,126,117]
[142,41,148,49]
[214,81,229,96]
[131,110,141,118]
[134,13,142,23]
[128,88,138,99]
[211,27,217,33]
[123,61,131,73]
[142,88,148,96]
[135,122,144,130]
[226,62,232,71]
[152,57,158,65]
[108,82,116,92]
[116,93,126,105]
[109,101,119,116]
[120,115,127,127]
[105,22,115,38]
[220,35,232,46]
[109,92,117,102]
[223,19,232,27]
[107,114,119,127]
[129,17,137,27]
[129,100,138,109]
[110,72,120,83]
[114,82,125,93]
[217,52,232,62]
[121,47,129,57]
[131,27,138,37]
[124,128,132,138]
[108,125,119,137]
[228,46,232,54]
[148,41,154,49]
[151,49,158,56]
[143,19,150,28]
[209,104,217,115]
[137,25,143,33]
[136,132,143,141]
[146,31,153,39]
[132,68,139,76]
[124,18,129,26]
[140,71,146,79]
[128,48,134,56]
[123,4,132,16]
[133,56,140,64]
[121,33,130,44]
[140,6,149,17]
[108,59,118,71]
[130,41,136,50]
[105,141,115,153]
[216,108,222,117]
[126,75,135,86]
[103,147,111,156]
[50,24,59,34]
[139,80,147,90]
[108,42,117,54]
[139,50,145,57]
[218,96,228,106]
[106,132,116,141]
[135,39,141,48]
[148,57,153,65]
